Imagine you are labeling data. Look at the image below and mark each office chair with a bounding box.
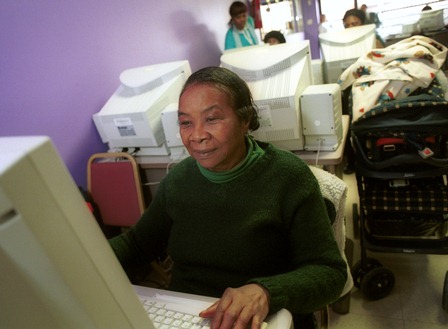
[87,152,171,287]
[310,166,354,328]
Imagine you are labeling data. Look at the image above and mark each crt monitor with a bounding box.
[319,24,376,83]
[0,136,154,328]
[93,60,191,156]
[220,41,314,151]
[419,9,445,32]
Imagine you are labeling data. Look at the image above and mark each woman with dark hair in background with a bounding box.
[263,30,286,45]
[343,8,384,48]
[225,1,259,50]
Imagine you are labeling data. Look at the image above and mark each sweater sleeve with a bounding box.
[108,180,172,277]
[248,169,347,314]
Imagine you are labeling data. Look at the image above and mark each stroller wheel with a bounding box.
[361,267,395,301]
[351,258,382,289]
[443,271,448,312]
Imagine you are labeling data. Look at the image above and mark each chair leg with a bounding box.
[321,305,330,329]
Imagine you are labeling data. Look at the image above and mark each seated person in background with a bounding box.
[225,1,259,50]
[343,8,365,28]
[343,8,384,48]
[109,66,347,329]
[263,30,286,45]
[360,4,381,27]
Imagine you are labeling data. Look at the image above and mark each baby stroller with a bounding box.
[351,90,448,305]
[339,36,448,310]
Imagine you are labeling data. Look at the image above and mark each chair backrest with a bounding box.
[87,152,145,227]
[309,166,354,297]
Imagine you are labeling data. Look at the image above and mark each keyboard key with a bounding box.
[140,295,210,329]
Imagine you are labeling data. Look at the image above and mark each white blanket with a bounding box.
[338,35,448,122]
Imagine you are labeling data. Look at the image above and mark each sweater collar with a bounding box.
[197,136,265,184]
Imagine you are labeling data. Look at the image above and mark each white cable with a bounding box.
[142,181,160,186]
[315,138,323,166]
[166,161,177,173]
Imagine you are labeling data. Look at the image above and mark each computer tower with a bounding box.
[300,84,343,151]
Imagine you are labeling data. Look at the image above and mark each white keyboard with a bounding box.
[138,293,268,329]
[139,295,212,329]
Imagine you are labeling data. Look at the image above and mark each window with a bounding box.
[319,0,448,39]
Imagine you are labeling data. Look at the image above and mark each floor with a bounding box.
[330,172,448,329]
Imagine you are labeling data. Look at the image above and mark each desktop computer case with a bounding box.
[300,84,343,151]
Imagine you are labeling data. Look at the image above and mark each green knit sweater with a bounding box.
[109,141,347,315]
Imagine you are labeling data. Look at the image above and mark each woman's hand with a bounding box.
[199,283,270,329]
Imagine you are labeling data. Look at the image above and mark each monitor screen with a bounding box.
[93,61,191,156]
[319,24,376,83]
[0,136,154,328]
[220,42,313,151]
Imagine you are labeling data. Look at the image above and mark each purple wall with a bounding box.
[0,0,232,188]
[0,0,320,188]
[301,0,320,59]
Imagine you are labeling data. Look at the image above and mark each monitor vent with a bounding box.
[263,58,291,77]
[256,97,291,110]
[121,77,164,95]
[266,129,296,141]
[233,69,258,81]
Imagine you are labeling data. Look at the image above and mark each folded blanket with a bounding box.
[338,35,448,122]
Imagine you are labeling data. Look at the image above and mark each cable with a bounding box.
[142,181,161,186]
[315,138,323,167]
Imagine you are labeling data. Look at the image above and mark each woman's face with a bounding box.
[344,15,363,28]
[232,12,248,30]
[266,37,280,45]
[178,84,249,172]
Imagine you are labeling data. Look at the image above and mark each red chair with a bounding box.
[87,152,145,227]
[87,152,171,287]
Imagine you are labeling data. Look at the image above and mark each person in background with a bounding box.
[422,4,432,11]
[360,4,381,27]
[109,66,347,329]
[318,14,329,34]
[360,4,369,20]
[343,8,365,28]
[225,1,259,50]
[343,8,384,48]
[263,30,286,45]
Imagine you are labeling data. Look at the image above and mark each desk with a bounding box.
[385,29,448,48]
[137,115,349,195]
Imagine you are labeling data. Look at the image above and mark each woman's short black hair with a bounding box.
[343,8,366,25]
[180,67,260,132]
[263,30,286,44]
[229,1,247,18]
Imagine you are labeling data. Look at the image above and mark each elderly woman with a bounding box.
[109,67,347,329]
